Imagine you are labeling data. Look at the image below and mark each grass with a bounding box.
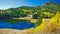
[1,19,30,24]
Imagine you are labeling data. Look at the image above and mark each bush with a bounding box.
[35,17,42,27]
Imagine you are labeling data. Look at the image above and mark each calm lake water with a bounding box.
[0,19,35,30]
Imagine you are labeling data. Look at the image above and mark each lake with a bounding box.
[0,19,35,30]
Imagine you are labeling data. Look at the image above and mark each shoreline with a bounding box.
[0,28,34,34]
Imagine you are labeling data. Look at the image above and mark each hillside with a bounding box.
[0,2,60,19]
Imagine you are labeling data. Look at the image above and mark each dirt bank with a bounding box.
[0,28,34,34]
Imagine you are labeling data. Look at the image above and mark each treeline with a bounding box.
[0,2,60,19]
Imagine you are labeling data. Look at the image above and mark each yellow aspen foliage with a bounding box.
[47,12,51,17]
[0,12,3,14]
[35,18,47,32]
[58,20,60,26]
[44,12,47,15]
[6,11,11,14]
[35,12,60,33]
[35,22,47,33]
[45,12,60,32]
[55,12,60,26]
[29,10,31,11]
[24,10,27,12]
[44,12,51,17]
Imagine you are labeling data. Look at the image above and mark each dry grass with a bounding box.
[0,28,34,34]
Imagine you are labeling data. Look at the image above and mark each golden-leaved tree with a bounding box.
[35,12,60,34]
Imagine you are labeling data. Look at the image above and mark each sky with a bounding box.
[0,0,60,9]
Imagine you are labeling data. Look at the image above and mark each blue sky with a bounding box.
[0,0,60,9]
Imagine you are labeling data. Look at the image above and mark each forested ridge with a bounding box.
[0,2,60,19]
